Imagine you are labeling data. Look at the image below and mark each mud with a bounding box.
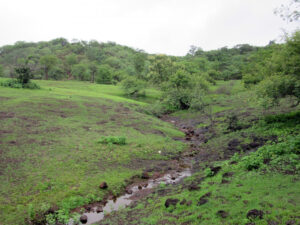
[69,168,192,225]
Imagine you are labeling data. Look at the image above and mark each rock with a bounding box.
[246,209,264,220]
[186,200,192,206]
[188,183,200,191]
[197,198,208,206]
[99,182,108,189]
[141,172,150,179]
[197,192,211,206]
[222,172,234,177]
[286,220,295,225]
[210,166,222,175]
[138,185,142,190]
[180,199,187,205]
[80,215,88,224]
[84,205,92,211]
[216,210,228,218]
[165,198,179,208]
[96,207,103,213]
[126,189,133,194]
[46,205,59,214]
[221,179,229,184]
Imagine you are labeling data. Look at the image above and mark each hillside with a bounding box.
[0,30,300,225]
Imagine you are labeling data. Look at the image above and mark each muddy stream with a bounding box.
[69,117,197,225]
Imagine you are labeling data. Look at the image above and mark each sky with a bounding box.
[0,0,298,56]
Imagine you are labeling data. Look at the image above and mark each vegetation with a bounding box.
[0,11,299,224]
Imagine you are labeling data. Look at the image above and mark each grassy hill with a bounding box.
[0,78,299,225]
[0,78,185,224]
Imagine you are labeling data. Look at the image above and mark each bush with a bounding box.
[264,111,300,124]
[239,136,300,171]
[121,77,146,97]
[98,136,126,145]
[0,79,40,89]
[96,64,113,84]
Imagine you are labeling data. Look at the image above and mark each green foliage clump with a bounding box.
[264,111,300,124]
[96,64,113,84]
[121,77,146,97]
[240,136,300,172]
[0,65,40,89]
[98,136,126,145]
[204,168,214,177]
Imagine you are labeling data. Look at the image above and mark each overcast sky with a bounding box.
[0,0,298,55]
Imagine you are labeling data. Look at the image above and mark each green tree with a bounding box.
[0,64,3,77]
[96,64,113,84]
[89,61,98,83]
[65,54,77,79]
[40,55,58,80]
[71,63,90,81]
[148,54,174,85]
[134,52,146,79]
[121,77,146,97]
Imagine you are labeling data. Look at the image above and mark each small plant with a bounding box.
[204,168,214,177]
[98,136,126,145]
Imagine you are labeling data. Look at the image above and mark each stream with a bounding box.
[68,117,197,225]
[68,167,192,225]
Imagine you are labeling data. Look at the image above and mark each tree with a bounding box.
[40,55,58,80]
[71,63,90,81]
[89,61,97,83]
[134,52,146,79]
[121,77,146,97]
[148,54,174,85]
[0,64,3,77]
[95,64,113,84]
[65,54,77,79]
[274,0,300,22]
[15,65,32,84]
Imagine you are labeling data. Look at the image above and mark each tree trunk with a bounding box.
[45,68,48,80]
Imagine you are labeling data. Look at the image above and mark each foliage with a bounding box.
[96,64,113,84]
[0,64,3,77]
[98,136,127,145]
[240,135,300,171]
[121,76,146,97]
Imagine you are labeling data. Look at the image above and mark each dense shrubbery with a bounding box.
[243,31,300,107]
[239,136,300,172]
[121,77,146,97]
[0,65,40,89]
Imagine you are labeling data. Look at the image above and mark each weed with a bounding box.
[98,136,126,145]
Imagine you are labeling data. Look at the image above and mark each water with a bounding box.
[69,168,191,225]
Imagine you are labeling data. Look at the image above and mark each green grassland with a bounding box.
[97,81,300,225]
[0,78,184,225]
[0,79,299,225]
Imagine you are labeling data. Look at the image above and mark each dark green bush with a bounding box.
[264,111,300,124]
[0,79,40,89]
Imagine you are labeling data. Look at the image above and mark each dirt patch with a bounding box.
[0,112,15,120]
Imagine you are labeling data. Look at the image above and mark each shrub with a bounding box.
[0,79,40,89]
[121,77,146,97]
[239,136,300,171]
[98,136,126,145]
[264,111,300,124]
[96,64,113,84]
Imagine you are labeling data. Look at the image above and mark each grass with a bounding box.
[0,78,184,224]
[97,80,300,225]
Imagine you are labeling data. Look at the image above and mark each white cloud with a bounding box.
[0,0,298,55]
